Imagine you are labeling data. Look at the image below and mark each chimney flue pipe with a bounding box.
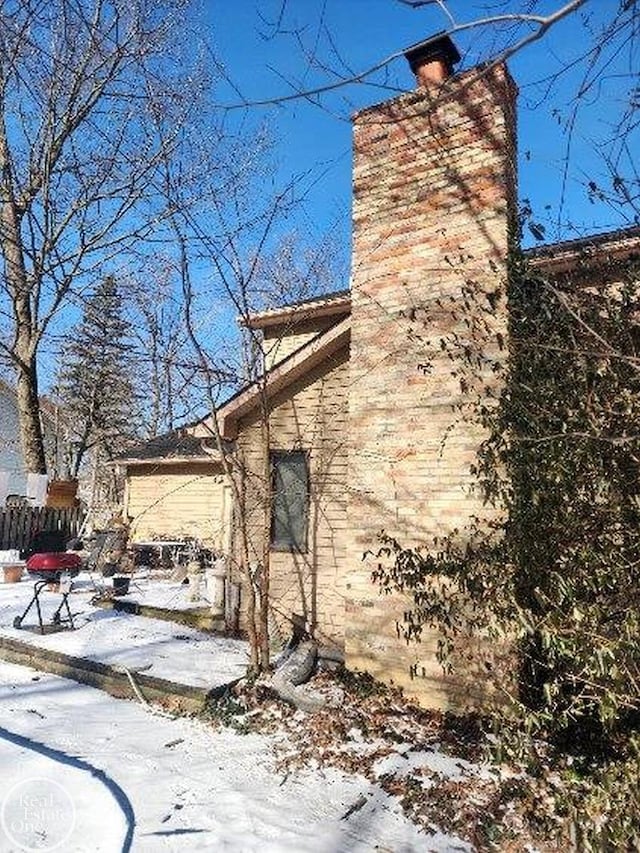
[403,34,461,87]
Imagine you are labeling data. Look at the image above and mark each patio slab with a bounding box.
[0,573,249,700]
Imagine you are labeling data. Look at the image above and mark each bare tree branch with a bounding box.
[216,0,586,110]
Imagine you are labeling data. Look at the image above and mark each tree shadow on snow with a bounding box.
[0,725,135,853]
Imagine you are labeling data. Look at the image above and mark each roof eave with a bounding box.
[244,294,351,330]
[527,228,640,275]
[219,316,351,440]
[115,452,223,467]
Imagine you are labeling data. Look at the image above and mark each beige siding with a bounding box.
[262,316,345,369]
[233,344,349,650]
[125,462,230,550]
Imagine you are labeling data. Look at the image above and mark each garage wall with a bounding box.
[125,462,230,551]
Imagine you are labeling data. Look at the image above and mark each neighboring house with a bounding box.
[125,35,640,707]
[0,378,27,499]
[119,430,232,552]
[0,377,62,504]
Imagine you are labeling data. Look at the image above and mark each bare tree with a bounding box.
[179,219,304,674]
[126,270,201,438]
[0,0,201,473]
[147,115,342,670]
[217,1,587,111]
[218,1,638,240]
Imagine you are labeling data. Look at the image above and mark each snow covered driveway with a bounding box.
[0,662,463,852]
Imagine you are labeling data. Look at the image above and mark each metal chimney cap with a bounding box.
[403,33,461,74]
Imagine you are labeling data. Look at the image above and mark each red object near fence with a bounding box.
[26,552,82,577]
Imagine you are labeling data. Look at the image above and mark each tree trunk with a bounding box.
[15,347,47,474]
[0,120,47,475]
[258,388,271,671]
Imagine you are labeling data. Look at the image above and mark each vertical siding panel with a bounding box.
[126,462,228,550]
[234,344,349,650]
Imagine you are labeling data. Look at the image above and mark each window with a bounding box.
[270,450,309,551]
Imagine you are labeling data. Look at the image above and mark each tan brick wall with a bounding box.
[345,593,515,709]
[232,344,349,650]
[125,463,230,550]
[345,65,517,708]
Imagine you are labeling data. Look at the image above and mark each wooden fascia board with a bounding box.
[528,234,640,275]
[219,317,351,439]
[117,455,222,468]
[245,296,351,330]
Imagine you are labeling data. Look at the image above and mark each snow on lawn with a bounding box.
[0,574,249,689]
[373,744,489,785]
[113,569,218,612]
[0,661,469,852]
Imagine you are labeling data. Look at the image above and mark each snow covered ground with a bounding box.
[0,661,469,852]
[106,568,219,612]
[0,573,249,688]
[0,574,477,851]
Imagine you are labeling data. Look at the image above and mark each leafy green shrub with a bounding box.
[375,252,640,743]
[373,251,640,841]
[562,736,640,851]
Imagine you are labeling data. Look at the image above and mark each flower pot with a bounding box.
[2,564,24,584]
[46,479,79,508]
[112,576,130,596]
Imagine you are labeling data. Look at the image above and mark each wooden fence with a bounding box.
[0,506,85,553]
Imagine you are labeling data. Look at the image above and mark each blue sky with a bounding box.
[204,0,637,258]
[19,1,636,396]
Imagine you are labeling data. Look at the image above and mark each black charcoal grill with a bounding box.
[13,550,82,633]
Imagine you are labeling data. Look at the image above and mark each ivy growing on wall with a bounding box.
[373,247,640,750]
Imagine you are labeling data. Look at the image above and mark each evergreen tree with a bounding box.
[58,276,137,480]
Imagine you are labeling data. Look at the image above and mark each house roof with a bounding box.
[244,289,351,330]
[115,430,224,466]
[124,223,640,455]
[526,224,640,273]
[243,225,640,328]
[217,224,640,437]
[217,316,351,440]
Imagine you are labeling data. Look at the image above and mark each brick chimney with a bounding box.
[344,39,518,707]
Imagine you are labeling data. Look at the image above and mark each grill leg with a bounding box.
[52,590,75,630]
[35,585,45,634]
[13,581,47,632]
